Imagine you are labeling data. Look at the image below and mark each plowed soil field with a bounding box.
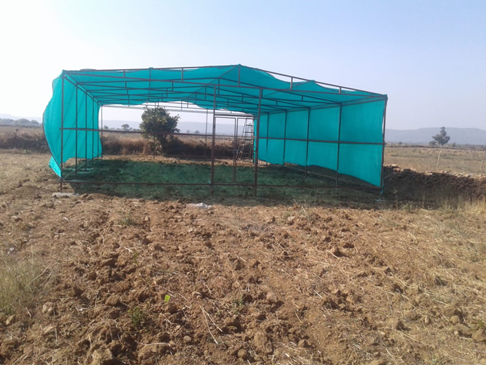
[1,152,485,365]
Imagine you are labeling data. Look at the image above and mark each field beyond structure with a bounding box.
[387,144,486,176]
[0,142,486,364]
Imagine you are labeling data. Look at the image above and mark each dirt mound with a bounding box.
[384,164,486,202]
[0,128,48,151]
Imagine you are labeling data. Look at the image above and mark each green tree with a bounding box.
[140,107,180,153]
[431,127,450,147]
[121,124,130,131]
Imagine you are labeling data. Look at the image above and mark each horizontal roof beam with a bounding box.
[71,72,384,99]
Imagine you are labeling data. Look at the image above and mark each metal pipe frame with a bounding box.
[265,113,270,166]
[210,86,216,194]
[65,64,383,95]
[100,105,103,158]
[55,65,387,196]
[90,83,341,106]
[60,76,65,192]
[380,100,388,191]
[282,112,288,168]
[336,105,343,187]
[60,127,249,139]
[254,88,263,196]
[94,95,380,116]
[92,93,381,117]
[305,108,311,177]
[71,71,384,96]
[91,94,94,162]
[84,89,88,170]
[103,103,253,117]
[232,117,238,183]
[75,87,78,176]
[61,126,385,147]
[204,109,209,153]
[75,77,383,107]
[61,67,385,123]
[92,85,289,112]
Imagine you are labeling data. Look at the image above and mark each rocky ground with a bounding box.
[0,152,485,365]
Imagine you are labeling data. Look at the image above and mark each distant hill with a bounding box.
[0,113,42,123]
[0,117,41,128]
[386,128,486,145]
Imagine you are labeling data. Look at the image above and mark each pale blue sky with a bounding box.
[0,0,485,129]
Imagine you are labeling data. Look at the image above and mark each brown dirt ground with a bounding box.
[1,152,486,365]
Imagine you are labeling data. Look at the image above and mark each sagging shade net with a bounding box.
[44,64,387,186]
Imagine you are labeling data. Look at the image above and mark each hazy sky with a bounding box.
[0,0,485,130]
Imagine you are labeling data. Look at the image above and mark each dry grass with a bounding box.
[386,145,486,176]
[0,126,48,152]
[3,127,485,176]
[0,253,47,315]
[101,134,238,158]
[0,153,58,318]
[101,134,148,155]
[0,127,240,160]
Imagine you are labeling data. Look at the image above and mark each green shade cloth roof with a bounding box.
[61,65,385,114]
[44,64,387,187]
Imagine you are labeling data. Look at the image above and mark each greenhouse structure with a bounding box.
[43,64,388,194]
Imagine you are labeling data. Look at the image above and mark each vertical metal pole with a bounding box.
[100,105,103,158]
[232,117,237,183]
[148,69,152,103]
[91,96,94,160]
[305,108,311,177]
[85,91,88,170]
[380,99,388,192]
[210,86,217,194]
[75,86,78,176]
[60,76,65,193]
[336,104,343,187]
[282,111,288,169]
[253,88,263,196]
[205,109,208,153]
[236,117,240,160]
[266,113,270,166]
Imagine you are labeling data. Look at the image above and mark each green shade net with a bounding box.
[44,65,387,186]
[257,100,386,186]
[44,76,101,175]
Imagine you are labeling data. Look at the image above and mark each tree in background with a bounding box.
[121,124,130,131]
[431,127,450,147]
[139,107,180,154]
[431,127,451,167]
